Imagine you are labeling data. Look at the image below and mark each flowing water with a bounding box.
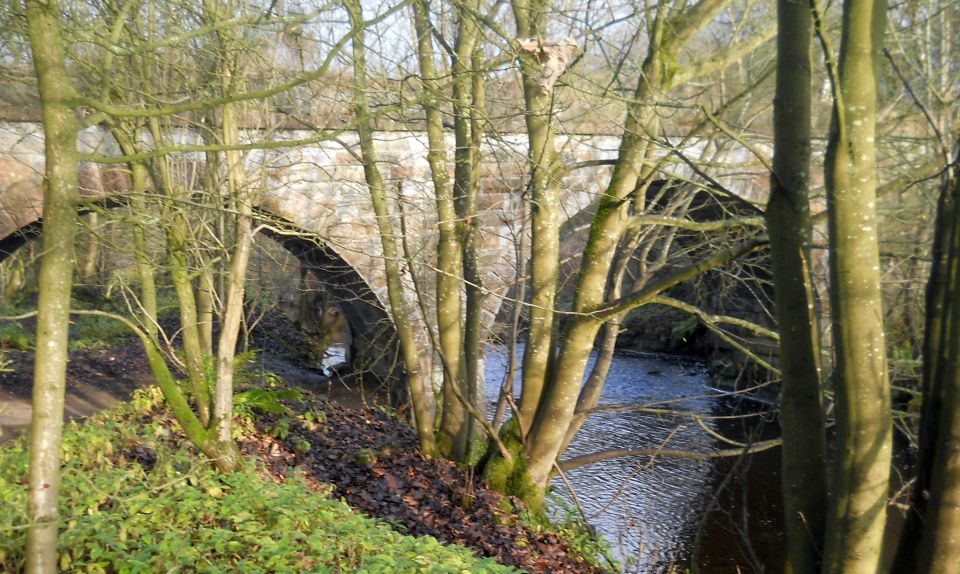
[483,344,785,574]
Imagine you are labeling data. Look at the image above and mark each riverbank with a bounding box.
[0,333,608,572]
[0,387,507,572]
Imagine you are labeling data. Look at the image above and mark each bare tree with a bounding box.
[482,0,774,506]
[768,0,828,570]
[814,0,892,570]
[345,0,438,455]
[21,1,81,570]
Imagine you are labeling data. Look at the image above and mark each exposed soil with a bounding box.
[0,341,155,441]
[0,317,605,573]
[0,339,372,441]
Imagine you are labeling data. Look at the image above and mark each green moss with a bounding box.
[434,430,456,460]
[465,432,489,467]
[481,422,617,569]
[660,50,679,87]
[482,419,545,516]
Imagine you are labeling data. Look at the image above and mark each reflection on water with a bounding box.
[484,344,783,573]
[322,343,348,370]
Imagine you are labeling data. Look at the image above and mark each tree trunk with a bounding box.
[165,202,212,425]
[513,13,563,439]
[80,212,100,286]
[915,147,960,573]
[23,1,81,570]
[128,166,159,341]
[769,1,828,571]
[210,89,248,472]
[495,0,739,497]
[411,0,468,459]
[519,5,668,490]
[453,1,484,461]
[107,128,160,342]
[197,266,215,356]
[820,0,893,571]
[346,0,437,456]
[892,142,960,572]
[148,114,211,426]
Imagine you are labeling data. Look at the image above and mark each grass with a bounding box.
[0,388,520,573]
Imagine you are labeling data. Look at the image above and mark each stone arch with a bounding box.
[0,201,405,392]
[263,230,402,391]
[0,220,40,262]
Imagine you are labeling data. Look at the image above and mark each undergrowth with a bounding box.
[541,494,619,572]
[0,387,518,573]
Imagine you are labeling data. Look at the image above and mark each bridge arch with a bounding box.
[0,203,406,394]
[262,229,402,389]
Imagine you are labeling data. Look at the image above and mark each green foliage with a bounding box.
[669,316,700,345]
[890,344,916,362]
[301,409,327,432]
[68,314,132,351]
[269,416,293,440]
[0,321,33,351]
[234,388,304,417]
[542,495,619,571]
[129,385,165,413]
[0,391,519,573]
[232,353,306,440]
[233,387,304,440]
[230,349,261,389]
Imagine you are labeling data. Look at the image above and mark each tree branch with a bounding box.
[625,214,765,233]
[559,438,782,471]
[673,23,777,86]
[590,235,767,320]
[75,1,409,120]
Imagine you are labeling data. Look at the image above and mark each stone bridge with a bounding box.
[0,121,768,382]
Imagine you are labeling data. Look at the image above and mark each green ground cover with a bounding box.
[0,388,520,573]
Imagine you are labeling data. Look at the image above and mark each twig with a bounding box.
[883,47,949,164]
[558,438,782,471]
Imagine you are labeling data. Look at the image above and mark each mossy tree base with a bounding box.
[435,432,457,462]
[482,419,545,516]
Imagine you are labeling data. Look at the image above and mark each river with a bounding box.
[483,344,785,574]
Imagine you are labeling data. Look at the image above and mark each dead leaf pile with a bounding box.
[243,393,607,573]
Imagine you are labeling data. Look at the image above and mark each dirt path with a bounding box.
[0,339,374,443]
[0,342,157,443]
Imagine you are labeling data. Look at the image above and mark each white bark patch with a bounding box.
[516,38,579,93]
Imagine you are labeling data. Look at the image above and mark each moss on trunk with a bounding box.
[482,419,545,514]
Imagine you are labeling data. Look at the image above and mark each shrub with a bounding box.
[68,314,132,351]
[0,322,32,351]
